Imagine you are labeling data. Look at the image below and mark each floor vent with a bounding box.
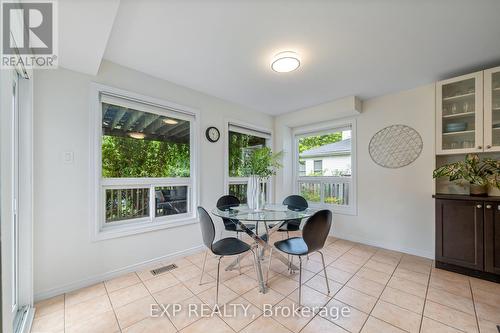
[150,263,178,276]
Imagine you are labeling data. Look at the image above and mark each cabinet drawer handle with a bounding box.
[487,145,492,149]
[476,204,482,209]
[486,204,492,209]
[478,146,482,149]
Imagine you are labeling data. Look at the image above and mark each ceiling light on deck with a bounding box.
[129,132,145,139]
[271,51,300,73]
[163,118,178,125]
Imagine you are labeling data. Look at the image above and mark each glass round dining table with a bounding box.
[212,203,316,222]
[211,204,316,293]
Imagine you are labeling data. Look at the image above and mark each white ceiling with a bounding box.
[63,0,500,115]
[58,0,120,75]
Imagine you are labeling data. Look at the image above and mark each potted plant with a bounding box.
[483,158,500,196]
[433,154,500,196]
[243,147,283,210]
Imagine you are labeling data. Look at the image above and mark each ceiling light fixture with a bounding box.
[271,51,300,73]
[129,132,146,139]
[163,118,178,125]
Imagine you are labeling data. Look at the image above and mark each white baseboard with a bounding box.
[34,244,205,302]
[333,231,434,259]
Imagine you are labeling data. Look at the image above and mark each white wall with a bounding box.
[275,85,435,258]
[33,61,273,299]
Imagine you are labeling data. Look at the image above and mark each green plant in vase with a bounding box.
[432,154,500,196]
[483,158,500,195]
[243,147,283,210]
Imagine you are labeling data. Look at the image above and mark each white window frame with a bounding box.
[313,160,323,174]
[224,120,273,202]
[293,118,357,215]
[90,83,200,241]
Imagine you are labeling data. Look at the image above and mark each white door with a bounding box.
[2,67,33,333]
[11,72,24,331]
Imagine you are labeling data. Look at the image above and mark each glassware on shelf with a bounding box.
[463,141,473,149]
[442,104,448,115]
[451,103,458,114]
[463,102,470,113]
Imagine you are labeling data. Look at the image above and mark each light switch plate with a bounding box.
[63,151,74,164]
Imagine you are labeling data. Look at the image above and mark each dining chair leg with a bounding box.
[298,256,303,307]
[266,247,273,285]
[250,248,266,292]
[261,223,270,260]
[199,250,208,285]
[237,232,241,274]
[286,231,290,265]
[319,251,330,294]
[216,256,223,305]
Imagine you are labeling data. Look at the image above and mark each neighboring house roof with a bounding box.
[300,138,351,157]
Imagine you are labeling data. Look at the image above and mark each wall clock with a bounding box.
[205,126,220,143]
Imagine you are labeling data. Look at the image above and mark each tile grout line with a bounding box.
[356,251,402,332]
[145,271,180,332]
[102,280,124,333]
[469,278,481,333]
[177,261,215,330]
[284,237,347,333]
[179,253,259,332]
[231,237,343,333]
[417,261,433,333]
[420,269,474,333]
[311,242,375,331]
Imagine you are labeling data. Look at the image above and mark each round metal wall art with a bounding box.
[369,124,423,168]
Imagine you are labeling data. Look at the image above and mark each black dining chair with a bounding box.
[267,209,332,306]
[216,195,256,237]
[276,195,308,237]
[197,206,258,304]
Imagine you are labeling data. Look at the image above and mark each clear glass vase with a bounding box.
[246,175,260,210]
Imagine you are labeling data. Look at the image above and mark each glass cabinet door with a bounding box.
[436,71,483,154]
[484,66,500,152]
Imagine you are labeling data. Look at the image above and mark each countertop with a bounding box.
[433,194,500,202]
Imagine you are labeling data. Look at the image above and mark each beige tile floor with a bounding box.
[31,234,500,333]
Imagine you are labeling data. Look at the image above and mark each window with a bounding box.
[92,85,198,239]
[299,161,306,176]
[294,121,356,214]
[226,123,271,203]
[313,160,323,175]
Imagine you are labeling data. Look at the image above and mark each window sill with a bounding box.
[92,216,199,242]
[309,203,357,216]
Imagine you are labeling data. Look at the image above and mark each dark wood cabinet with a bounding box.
[434,194,500,282]
[435,199,484,270]
[484,202,500,274]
